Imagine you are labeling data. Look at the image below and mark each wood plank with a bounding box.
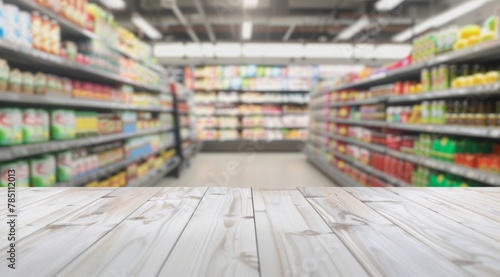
[299,187,393,226]
[0,187,161,277]
[388,188,500,242]
[58,187,207,277]
[0,187,29,197]
[438,188,500,209]
[50,187,162,226]
[0,188,73,216]
[367,196,500,276]
[303,187,468,277]
[0,188,115,250]
[427,188,500,223]
[343,187,403,202]
[254,188,369,277]
[157,187,259,277]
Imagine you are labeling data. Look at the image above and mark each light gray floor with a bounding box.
[156,153,337,188]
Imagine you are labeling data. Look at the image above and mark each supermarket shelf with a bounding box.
[194,89,309,93]
[202,126,307,129]
[311,96,387,109]
[312,129,387,153]
[0,40,162,93]
[388,83,500,103]
[117,49,165,74]
[330,118,387,127]
[0,92,173,112]
[197,112,302,116]
[312,39,500,97]
[0,126,174,162]
[310,141,410,187]
[177,111,191,115]
[127,156,181,187]
[8,0,164,75]
[196,101,308,105]
[56,142,176,187]
[305,147,359,187]
[313,116,500,138]
[9,0,99,41]
[311,129,500,186]
[201,140,305,152]
[385,149,500,187]
[387,123,500,138]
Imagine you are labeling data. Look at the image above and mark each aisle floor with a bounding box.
[157,153,337,188]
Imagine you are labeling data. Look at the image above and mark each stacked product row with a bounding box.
[0,108,172,146]
[0,132,176,187]
[0,1,164,88]
[307,17,500,187]
[197,115,308,141]
[185,65,321,91]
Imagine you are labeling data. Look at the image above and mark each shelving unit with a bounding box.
[170,82,199,176]
[56,142,176,187]
[307,38,500,188]
[0,1,184,188]
[312,39,500,97]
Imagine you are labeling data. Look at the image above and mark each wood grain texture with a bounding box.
[0,187,160,277]
[58,187,207,277]
[343,187,403,202]
[254,188,368,277]
[50,187,162,226]
[0,188,73,217]
[427,188,500,223]
[157,187,259,277]
[388,188,500,242]
[2,187,499,277]
[305,187,468,277]
[0,188,114,250]
[367,198,500,276]
[0,187,29,197]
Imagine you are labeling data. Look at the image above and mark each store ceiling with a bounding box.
[95,0,496,65]
[104,0,452,43]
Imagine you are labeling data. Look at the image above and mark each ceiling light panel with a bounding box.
[337,16,369,41]
[131,13,162,40]
[243,0,259,9]
[214,43,242,57]
[99,0,126,10]
[154,43,185,57]
[241,21,253,40]
[303,44,353,59]
[375,0,406,11]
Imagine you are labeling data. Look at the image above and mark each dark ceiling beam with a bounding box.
[193,0,216,42]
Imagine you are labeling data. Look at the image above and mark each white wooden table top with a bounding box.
[1,187,500,277]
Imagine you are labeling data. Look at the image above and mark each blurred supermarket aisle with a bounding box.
[157,153,337,188]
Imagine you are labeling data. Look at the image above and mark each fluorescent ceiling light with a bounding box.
[99,0,126,10]
[392,0,492,42]
[242,21,253,40]
[375,0,406,11]
[154,43,185,57]
[153,43,410,60]
[131,13,162,40]
[185,43,203,57]
[243,0,258,9]
[304,44,353,59]
[214,43,242,57]
[337,16,369,41]
[242,43,264,57]
[263,43,303,58]
[374,44,412,59]
[353,44,376,59]
[242,43,304,58]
